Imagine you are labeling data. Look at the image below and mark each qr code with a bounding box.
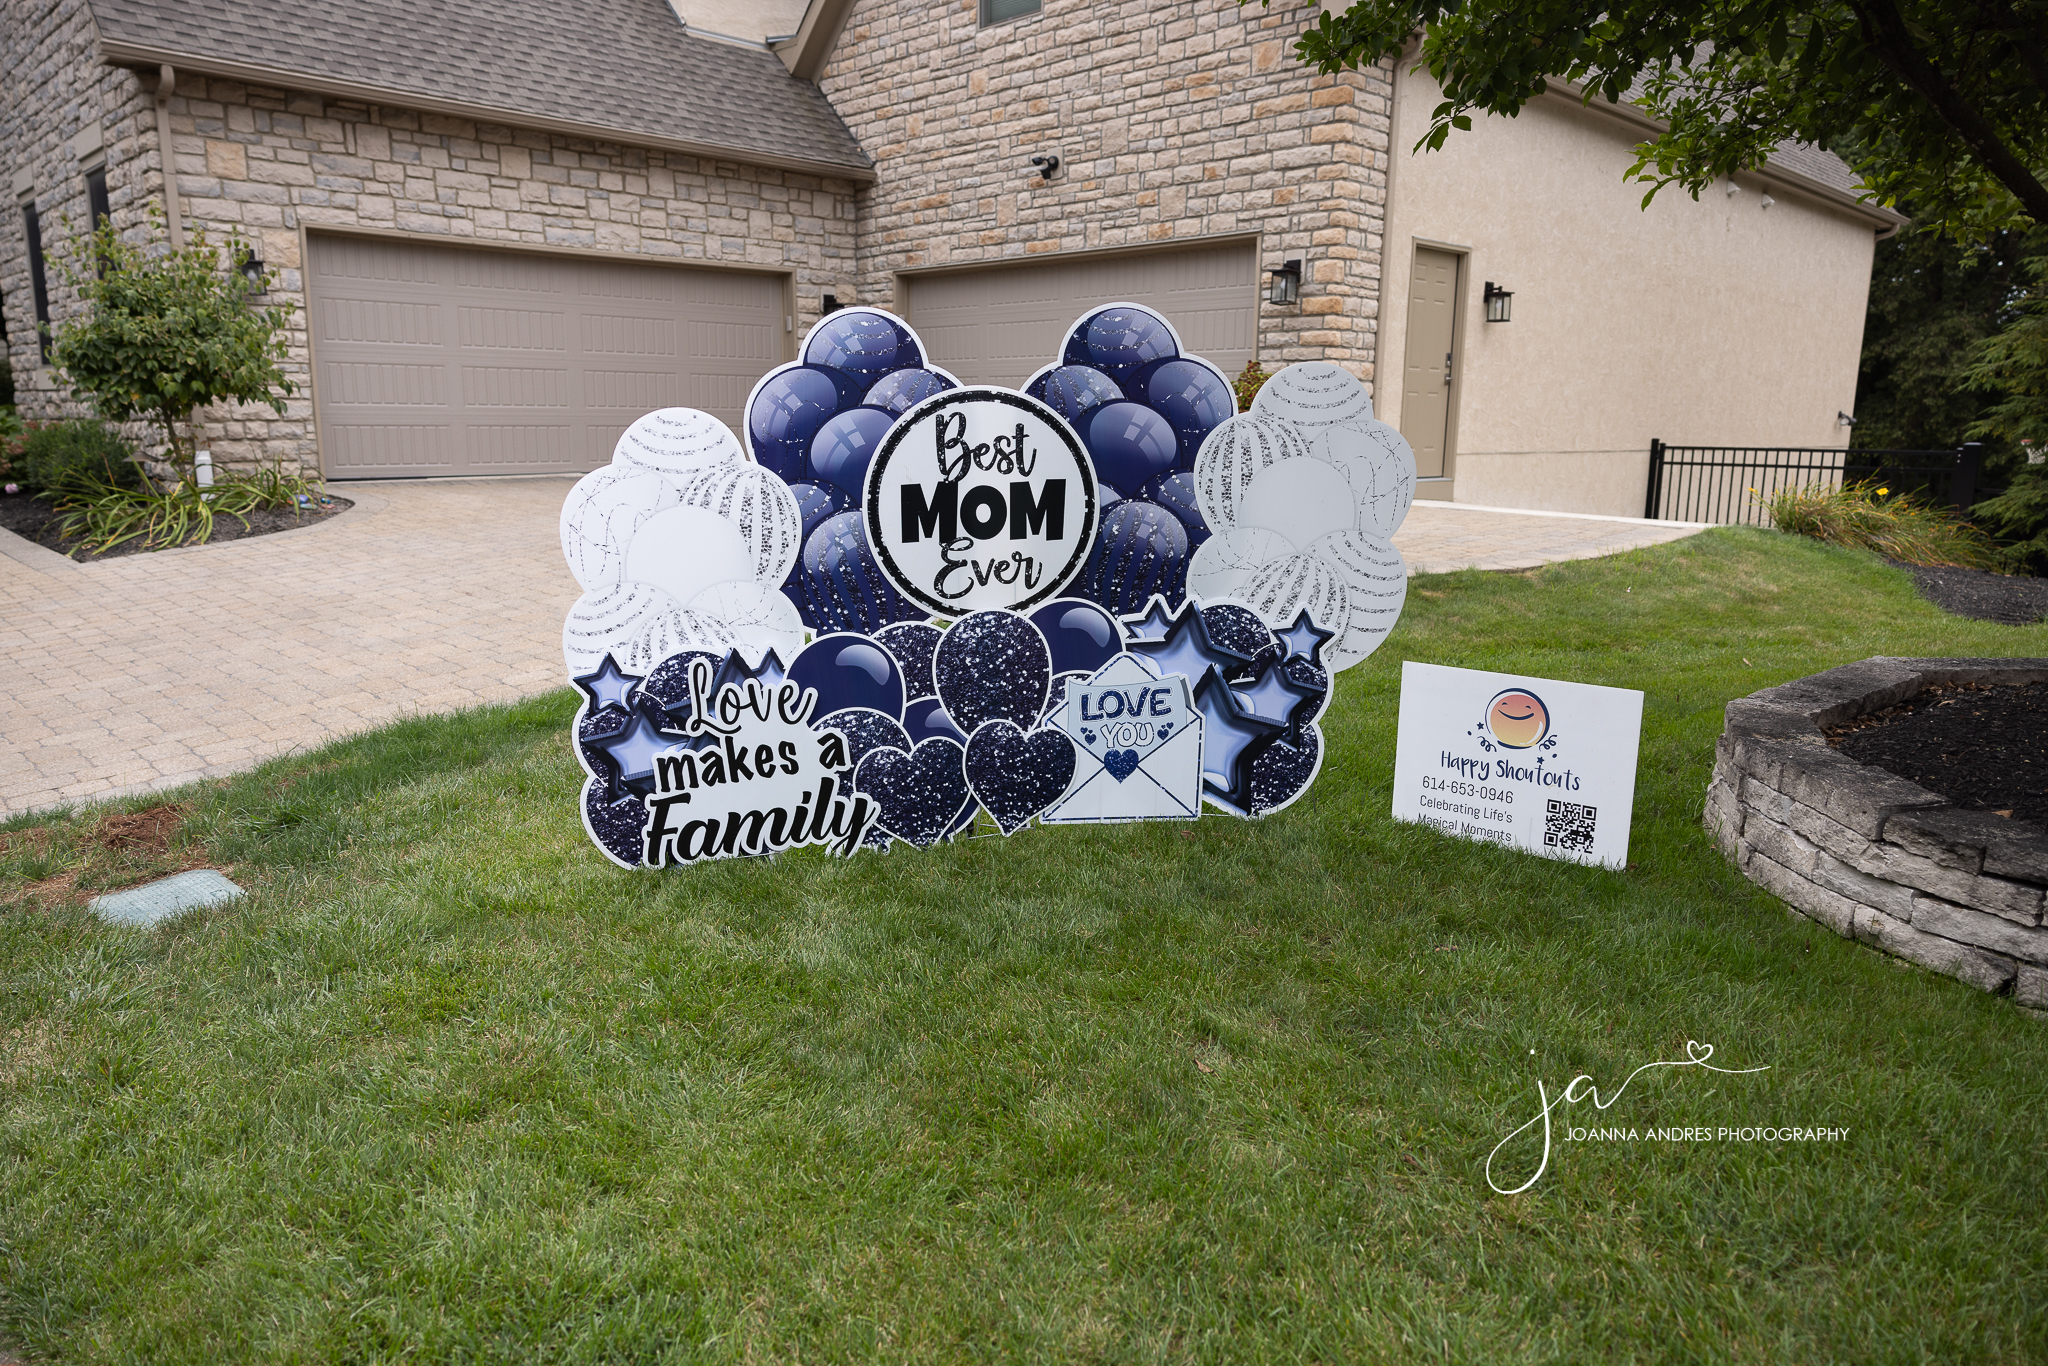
[1545,799,1597,853]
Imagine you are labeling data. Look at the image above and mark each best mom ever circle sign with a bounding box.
[862,387,1100,616]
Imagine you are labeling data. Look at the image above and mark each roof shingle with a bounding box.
[88,0,872,178]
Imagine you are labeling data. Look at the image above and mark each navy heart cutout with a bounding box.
[854,738,971,848]
[964,720,1077,834]
[935,611,1052,736]
[1102,748,1142,782]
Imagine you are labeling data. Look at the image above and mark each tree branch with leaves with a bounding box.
[1265,0,2047,242]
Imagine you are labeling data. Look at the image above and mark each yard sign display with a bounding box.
[559,304,1419,867]
[1388,661,1645,869]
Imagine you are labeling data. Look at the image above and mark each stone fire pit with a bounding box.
[1707,657,2048,1009]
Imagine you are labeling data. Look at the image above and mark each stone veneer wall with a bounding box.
[2,0,862,474]
[1707,657,2048,1010]
[820,0,1391,381]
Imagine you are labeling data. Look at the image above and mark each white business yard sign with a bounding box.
[1390,662,1643,868]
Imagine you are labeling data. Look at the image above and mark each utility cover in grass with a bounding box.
[89,870,243,927]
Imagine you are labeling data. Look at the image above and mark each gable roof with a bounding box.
[88,0,873,181]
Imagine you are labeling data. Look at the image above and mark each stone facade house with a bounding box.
[1,0,1901,513]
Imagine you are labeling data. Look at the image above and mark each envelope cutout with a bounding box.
[1041,656,1203,824]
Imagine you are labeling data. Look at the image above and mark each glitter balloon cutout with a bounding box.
[876,620,944,702]
[933,610,1054,735]
[612,407,746,478]
[559,462,685,591]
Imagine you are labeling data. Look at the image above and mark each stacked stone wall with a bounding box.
[1707,658,2048,1009]
[2,1,861,475]
[821,0,1391,381]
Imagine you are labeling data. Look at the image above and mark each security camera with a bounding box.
[1030,154,1060,182]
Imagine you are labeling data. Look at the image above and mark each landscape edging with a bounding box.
[1706,656,2048,1009]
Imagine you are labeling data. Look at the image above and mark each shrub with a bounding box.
[10,419,141,496]
[1763,480,2005,570]
[1233,360,1270,413]
[1971,463,2048,575]
[53,460,322,553]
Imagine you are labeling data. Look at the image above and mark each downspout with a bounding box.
[154,64,184,249]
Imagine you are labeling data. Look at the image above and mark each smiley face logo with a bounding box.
[1485,689,1550,749]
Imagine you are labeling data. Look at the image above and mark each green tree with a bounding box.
[1268,0,2047,243]
[47,217,296,488]
[1852,225,2035,453]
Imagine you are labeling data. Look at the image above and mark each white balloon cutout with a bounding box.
[623,505,757,610]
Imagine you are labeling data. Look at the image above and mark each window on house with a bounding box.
[980,0,1040,26]
[22,202,51,363]
[85,166,112,277]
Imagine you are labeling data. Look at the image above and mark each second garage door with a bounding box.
[903,241,1258,387]
[308,235,786,479]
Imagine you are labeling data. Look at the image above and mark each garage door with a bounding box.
[308,235,785,478]
[903,240,1258,386]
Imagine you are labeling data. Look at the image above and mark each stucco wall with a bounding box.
[1379,66,1882,517]
[2,1,861,475]
[821,0,1393,378]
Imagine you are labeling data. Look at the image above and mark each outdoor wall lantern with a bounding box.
[822,293,842,316]
[1268,259,1302,307]
[239,254,266,292]
[1029,154,1060,181]
[1483,280,1513,323]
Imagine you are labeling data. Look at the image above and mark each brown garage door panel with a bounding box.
[309,235,784,479]
[905,242,1258,387]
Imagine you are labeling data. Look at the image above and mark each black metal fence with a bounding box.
[1644,441,1990,525]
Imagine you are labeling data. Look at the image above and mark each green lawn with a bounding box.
[3,527,2045,1364]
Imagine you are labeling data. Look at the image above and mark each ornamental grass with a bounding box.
[1763,479,2006,570]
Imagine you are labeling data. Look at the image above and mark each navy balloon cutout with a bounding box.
[903,695,968,746]
[585,782,649,865]
[804,309,922,382]
[1250,725,1320,815]
[747,365,844,480]
[934,611,1053,736]
[856,739,972,847]
[1028,598,1126,676]
[1085,401,1180,494]
[1028,364,1125,426]
[808,405,897,500]
[964,720,1077,834]
[800,511,917,634]
[866,367,955,416]
[1138,471,1210,549]
[1079,500,1189,615]
[1063,306,1178,389]
[789,631,906,722]
[1135,358,1234,468]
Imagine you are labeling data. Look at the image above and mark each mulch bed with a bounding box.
[0,490,351,561]
[1827,680,2048,826]
[1885,558,2048,626]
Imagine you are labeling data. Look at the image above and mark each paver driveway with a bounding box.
[0,482,1704,815]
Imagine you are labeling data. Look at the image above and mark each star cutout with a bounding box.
[1234,657,1320,731]
[1277,609,1336,669]
[1123,595,1179,643]
[596,706,682,789]
[573,655,639,712]
[711,644,792,699]
[1192,664,1283,810]
[1128,598,1255,686]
